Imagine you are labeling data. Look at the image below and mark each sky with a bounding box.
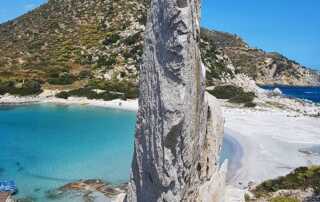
[0,0,319,70]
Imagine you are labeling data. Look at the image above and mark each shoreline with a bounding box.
[224,108,320,188]
[258,85,320,105]
[258,84,320,88]
[1,93,320,200]
[223,133,244,183]
[0,93,139,112]
[223,107,320,201]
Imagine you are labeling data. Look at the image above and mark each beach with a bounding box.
[1,91,320,201]
[223,107,320,201]
[0,91,138,111]
[224,108,320,183]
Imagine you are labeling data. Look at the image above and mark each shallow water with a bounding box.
[311,146,320,154]
[300,145,320,155]
[0,104,234,201]
[221,133,243,181]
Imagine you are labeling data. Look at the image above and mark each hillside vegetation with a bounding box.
[247,166,320,202]
[201,28,320,86]
[0,0,318,98]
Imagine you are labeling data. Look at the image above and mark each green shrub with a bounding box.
[56,91,69,99]
[253,166,320,198]
[0,80,15,95]
[69,88,97,99]
[125,87,139,99]
[270,196,299,202]
[56,79,139,100]
[103,33,121,46]
[123,32,142,46]
[78,70,92,79]
[87,79,105,89]
[48,73,76,85]
[86,79,138,99]
[105,55,117,67]
[96,55,117,68]
[46,68,69,78]
[55,88,126,101]
[206,62,233,80]
[9,80,43,96]
[208,85,243,99]
[208,85,256,106]
[200,41,234,82]
[229,92,255,104]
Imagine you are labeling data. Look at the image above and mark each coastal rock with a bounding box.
[126,0,226,201]
[271,88,282,96]
[224,73,264,94]
[51,179,127,202]
[201,28,320,86]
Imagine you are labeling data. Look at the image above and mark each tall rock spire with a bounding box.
[126,0,227,201]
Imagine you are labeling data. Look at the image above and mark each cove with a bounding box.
[0,104,234,201]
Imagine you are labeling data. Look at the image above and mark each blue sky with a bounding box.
[202,0,320,70]
[0,0,45,23]
[0,0,319,70]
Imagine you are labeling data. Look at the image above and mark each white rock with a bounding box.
[272,88,282,95]
[126,0,226,201]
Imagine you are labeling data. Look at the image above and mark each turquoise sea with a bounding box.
[0,104,233,201]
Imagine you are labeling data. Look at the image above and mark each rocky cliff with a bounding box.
[201,28,320,86]
[0,0,318,91]
[126,0,226,201]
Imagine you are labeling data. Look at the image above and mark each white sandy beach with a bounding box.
[1,91,320,201]
[0,91,138,111]
[224,108,320,184]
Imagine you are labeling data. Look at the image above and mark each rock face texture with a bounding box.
[126,0,226,201]
[201,28,320,86]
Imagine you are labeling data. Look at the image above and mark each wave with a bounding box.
[304,91,319,94]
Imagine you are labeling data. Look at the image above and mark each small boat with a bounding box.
[0,181,16,194]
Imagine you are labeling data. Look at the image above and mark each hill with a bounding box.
[201,28,320,86]
[0,0,318,97]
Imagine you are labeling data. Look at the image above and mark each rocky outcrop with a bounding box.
[45,179,127,202]
[201,28,320,86]
[126,0,226,201]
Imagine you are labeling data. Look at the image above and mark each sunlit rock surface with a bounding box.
[126,0,226,201]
